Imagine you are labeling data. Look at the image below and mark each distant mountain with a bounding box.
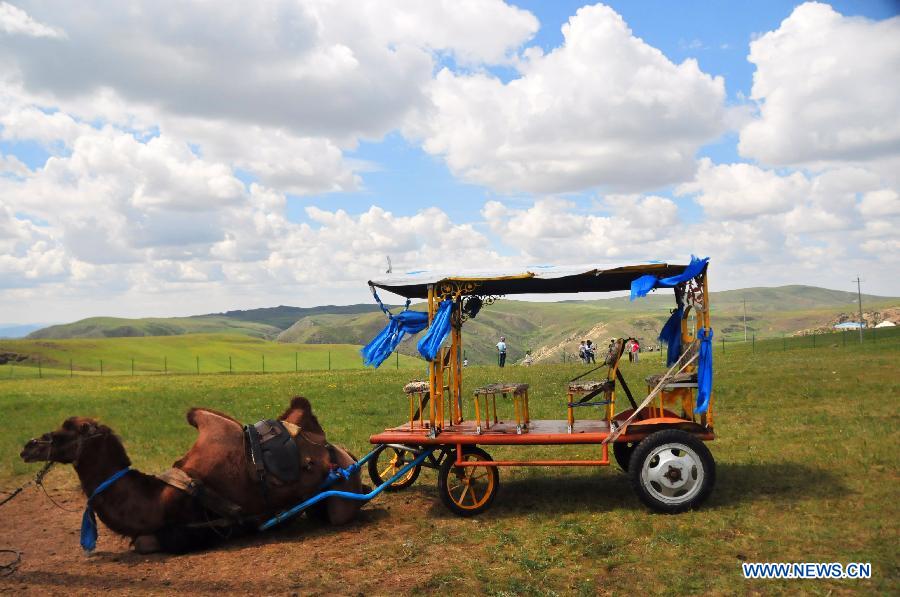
[206,304,381,330]
[0,323,48,338]
[27,286,898,365]
[28,316,282,340]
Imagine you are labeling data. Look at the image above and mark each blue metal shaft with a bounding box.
[258,446,430,531]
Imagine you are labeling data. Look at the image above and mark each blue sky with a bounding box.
[0,1,898,321]
[290,0,898,230]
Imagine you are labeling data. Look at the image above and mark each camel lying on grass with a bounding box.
[20,396,364,553]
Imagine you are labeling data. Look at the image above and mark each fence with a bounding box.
[0,349,412,379]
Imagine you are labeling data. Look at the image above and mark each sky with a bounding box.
[0,0,898,324]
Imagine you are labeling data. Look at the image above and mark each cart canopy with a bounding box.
[369,262,692,299]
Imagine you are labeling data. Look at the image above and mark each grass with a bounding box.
[1,329,898,594]
[0,333,421,377]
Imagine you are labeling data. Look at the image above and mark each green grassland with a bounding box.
[0,333,421,377]
[1,329,898,594]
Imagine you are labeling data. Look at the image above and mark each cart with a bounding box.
[364,258,717,515]
[260,258,717,530]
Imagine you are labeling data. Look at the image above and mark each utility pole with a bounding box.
[743,297,748,342]
[854,276,864,343]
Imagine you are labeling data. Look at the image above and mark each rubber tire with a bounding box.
[612,441,637,472]
[437,447,499,517]
[367,446,422,491]
[628,429,715,514]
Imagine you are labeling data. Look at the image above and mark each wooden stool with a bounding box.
[473,383,530,434]
[403,380,429,430]
[566,380,612,433]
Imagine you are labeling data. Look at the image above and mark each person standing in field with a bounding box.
[497,336,507,368]
[631,338,640,363]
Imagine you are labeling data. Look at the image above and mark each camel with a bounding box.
[19,396,364,553]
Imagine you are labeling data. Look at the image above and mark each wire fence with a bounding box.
[0,349,414,379]
[2,326,897,380]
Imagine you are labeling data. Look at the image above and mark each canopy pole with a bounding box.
[701,269,714,427]
[427,284,437,431]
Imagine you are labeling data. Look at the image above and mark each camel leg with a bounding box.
[132,535,161,554]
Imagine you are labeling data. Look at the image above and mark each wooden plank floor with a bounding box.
[369,418,613,446]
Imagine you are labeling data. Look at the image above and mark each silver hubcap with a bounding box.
[640,442,704,505]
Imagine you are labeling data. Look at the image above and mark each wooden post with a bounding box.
[70,359,73,378]
[295,352,298,372]
[131,358,135,376]
[396,351,399,369]
[328,351,331,370]
[164,356,167,375]
[752,333,755,352]
[38,357,42,379]
[196,356,200,375]
[100,360,103,376]
[721,337,725,353]
[229,356,233,374]
[783,333,786,351]
[262,354,265,373]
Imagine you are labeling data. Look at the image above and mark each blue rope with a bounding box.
[370,286,411,319]
[81,467,131,552]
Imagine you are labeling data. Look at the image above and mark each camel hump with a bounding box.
[185,408,243,437]
[279,396,326,438]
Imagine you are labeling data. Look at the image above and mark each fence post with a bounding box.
[752,333,755,352]
[196,356,200,375]
[229,356,233,374]
[328,351,331,370]
[812,331,816,348]
[295,352,298,372]
[131,358,135,376]
[396,351,399,369]
[721,337,725,353]
[38,357,42,379]
[164,356,168,375]
[100,360,103,376]
[262,354,265,373]
[782,333,786,351]
[70,359,73,378]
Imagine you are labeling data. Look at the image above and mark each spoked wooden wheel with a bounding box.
[437,447,499,516]
[367,445,421,491]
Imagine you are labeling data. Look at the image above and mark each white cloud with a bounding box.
[0,2,64,39]
[740,3,900,170]
[406,3,726,194]
[676,158,809,219]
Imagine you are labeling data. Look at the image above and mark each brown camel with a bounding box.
[19,396,364,553]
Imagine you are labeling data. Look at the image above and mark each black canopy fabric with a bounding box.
[369,263,690,299]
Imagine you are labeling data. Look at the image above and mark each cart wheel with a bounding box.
[628,429,715,513]
[612,441,637,472]
[438,447,499,517]
[368,446,421,491]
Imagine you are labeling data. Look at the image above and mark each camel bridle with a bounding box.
[29,431,108,465]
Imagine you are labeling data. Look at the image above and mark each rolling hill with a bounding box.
[23,285,898,367]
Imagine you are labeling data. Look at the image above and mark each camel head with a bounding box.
[21,417,114,464]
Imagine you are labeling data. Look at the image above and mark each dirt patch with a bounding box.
[0,485,444,596]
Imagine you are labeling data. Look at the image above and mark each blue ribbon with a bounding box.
[417,300,453,361]
[695,328,713,414]
[81,467,131,552]
[658,306,683,367]
[361,310,428,368]
[630,256,709,300]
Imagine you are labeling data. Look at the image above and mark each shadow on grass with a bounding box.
[424,461,849,518]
